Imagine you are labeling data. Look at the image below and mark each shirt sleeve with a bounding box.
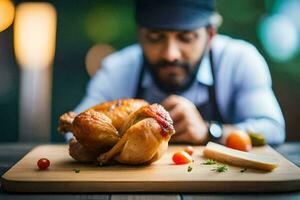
[64,65,114,141]
[231,44,285,144]
[73,66,114,114]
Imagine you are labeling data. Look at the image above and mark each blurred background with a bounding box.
[0,0,299,143]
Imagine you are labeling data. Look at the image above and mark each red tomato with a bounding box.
[184,146,194,155]
[172,151,193,165]
[37,158,50,170]
[226,130,252,152]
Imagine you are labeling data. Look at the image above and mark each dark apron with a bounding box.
[135,50,224,123]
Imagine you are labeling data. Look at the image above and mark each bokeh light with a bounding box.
[84,4,135,45]
[85,44,115,77]
[258,0,300,62]
[0,0,15,32]
[14,2,57,69]
[258,14,299,62]
[273,0,300,29]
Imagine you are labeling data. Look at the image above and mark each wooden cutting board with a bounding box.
[1,144,300,193]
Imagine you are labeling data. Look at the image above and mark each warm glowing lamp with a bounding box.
[0,0,15,32]
[14,3,56,69]
[14,2,57,142]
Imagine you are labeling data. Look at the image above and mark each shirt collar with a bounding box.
[141,52,214,89]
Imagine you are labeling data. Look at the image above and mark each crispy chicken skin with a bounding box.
[98,104,175,165]
[58,99,175,165]
[89,99,149,131]
[68,137,99,162]
[72,110,119,153]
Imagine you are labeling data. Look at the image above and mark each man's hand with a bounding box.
[161,95,208,144]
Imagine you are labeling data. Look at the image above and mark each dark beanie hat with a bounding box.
[135,0,216,30]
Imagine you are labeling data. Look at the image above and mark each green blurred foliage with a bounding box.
[84,4,136,46]
[217,0,300,91]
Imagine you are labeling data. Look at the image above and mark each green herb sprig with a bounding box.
[211,165,228,173]
[202,159,217,165]
[187,165,193,172]
[73,169,80,173]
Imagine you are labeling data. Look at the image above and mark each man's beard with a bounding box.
[144,50,207,94]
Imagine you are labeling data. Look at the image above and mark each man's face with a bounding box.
[138,27,209,93]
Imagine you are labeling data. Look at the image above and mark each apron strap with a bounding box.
[208,49,224,123]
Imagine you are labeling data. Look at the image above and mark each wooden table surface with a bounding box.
[0,142,300,200]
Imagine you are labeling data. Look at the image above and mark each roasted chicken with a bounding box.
[58,99,175,165]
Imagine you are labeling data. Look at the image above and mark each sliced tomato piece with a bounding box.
[172,151,193,165]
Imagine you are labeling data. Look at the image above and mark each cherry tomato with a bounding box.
[172,151,193,165]
[226,130,252,152]
[184,146,194,155]
[37,158,50,170]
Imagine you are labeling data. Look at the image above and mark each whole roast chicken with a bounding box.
[58,99,175,165]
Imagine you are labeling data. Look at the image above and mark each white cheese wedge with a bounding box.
[203,142,279,171]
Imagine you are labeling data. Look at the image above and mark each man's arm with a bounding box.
[73,68,113,114]
[228,44,285,145]
[161,44,285,145]
[161,95,237,145]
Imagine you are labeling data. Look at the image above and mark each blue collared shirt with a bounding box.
[68,35,285,144]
